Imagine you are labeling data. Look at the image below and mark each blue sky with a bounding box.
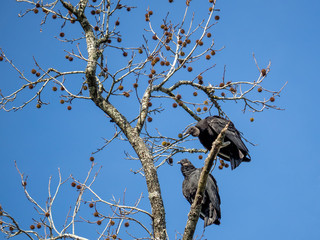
[1,0,320,239]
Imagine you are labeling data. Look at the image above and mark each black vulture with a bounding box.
[186,115,251,170]
[178,159,221,227]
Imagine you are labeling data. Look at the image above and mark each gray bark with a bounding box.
[72,3,167,239]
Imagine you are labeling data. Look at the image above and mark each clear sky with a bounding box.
[1,0,320,239]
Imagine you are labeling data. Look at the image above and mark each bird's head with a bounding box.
[177,159,193,167]
[178,159,196,176]
[185,126,200,137]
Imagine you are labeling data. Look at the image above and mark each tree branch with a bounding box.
[75,5,167,238]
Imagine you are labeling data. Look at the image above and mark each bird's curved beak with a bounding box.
[183,131,188,136]
[183,128,191,136]
[184,126,200,137]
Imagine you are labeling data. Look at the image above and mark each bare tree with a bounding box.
[0,0,285,239]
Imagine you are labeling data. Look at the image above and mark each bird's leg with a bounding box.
[217,152,230,160]
[220,141,231,148]
[238,149,244,159]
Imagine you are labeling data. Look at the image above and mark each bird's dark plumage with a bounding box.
[186,116,251,170]
[178,159,221,227]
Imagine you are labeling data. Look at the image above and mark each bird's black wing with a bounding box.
[206,116,248,152]
[206,174,221,215]
[182,170,200,205]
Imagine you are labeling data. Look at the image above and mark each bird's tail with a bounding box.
[231,151,251,169]
[230,158,242,170]
[243,153,251,162]
[204,217,220,227]
[204,211,220,227]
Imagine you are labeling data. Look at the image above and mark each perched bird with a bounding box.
[186,116,251,170]
[178,159,221,227]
